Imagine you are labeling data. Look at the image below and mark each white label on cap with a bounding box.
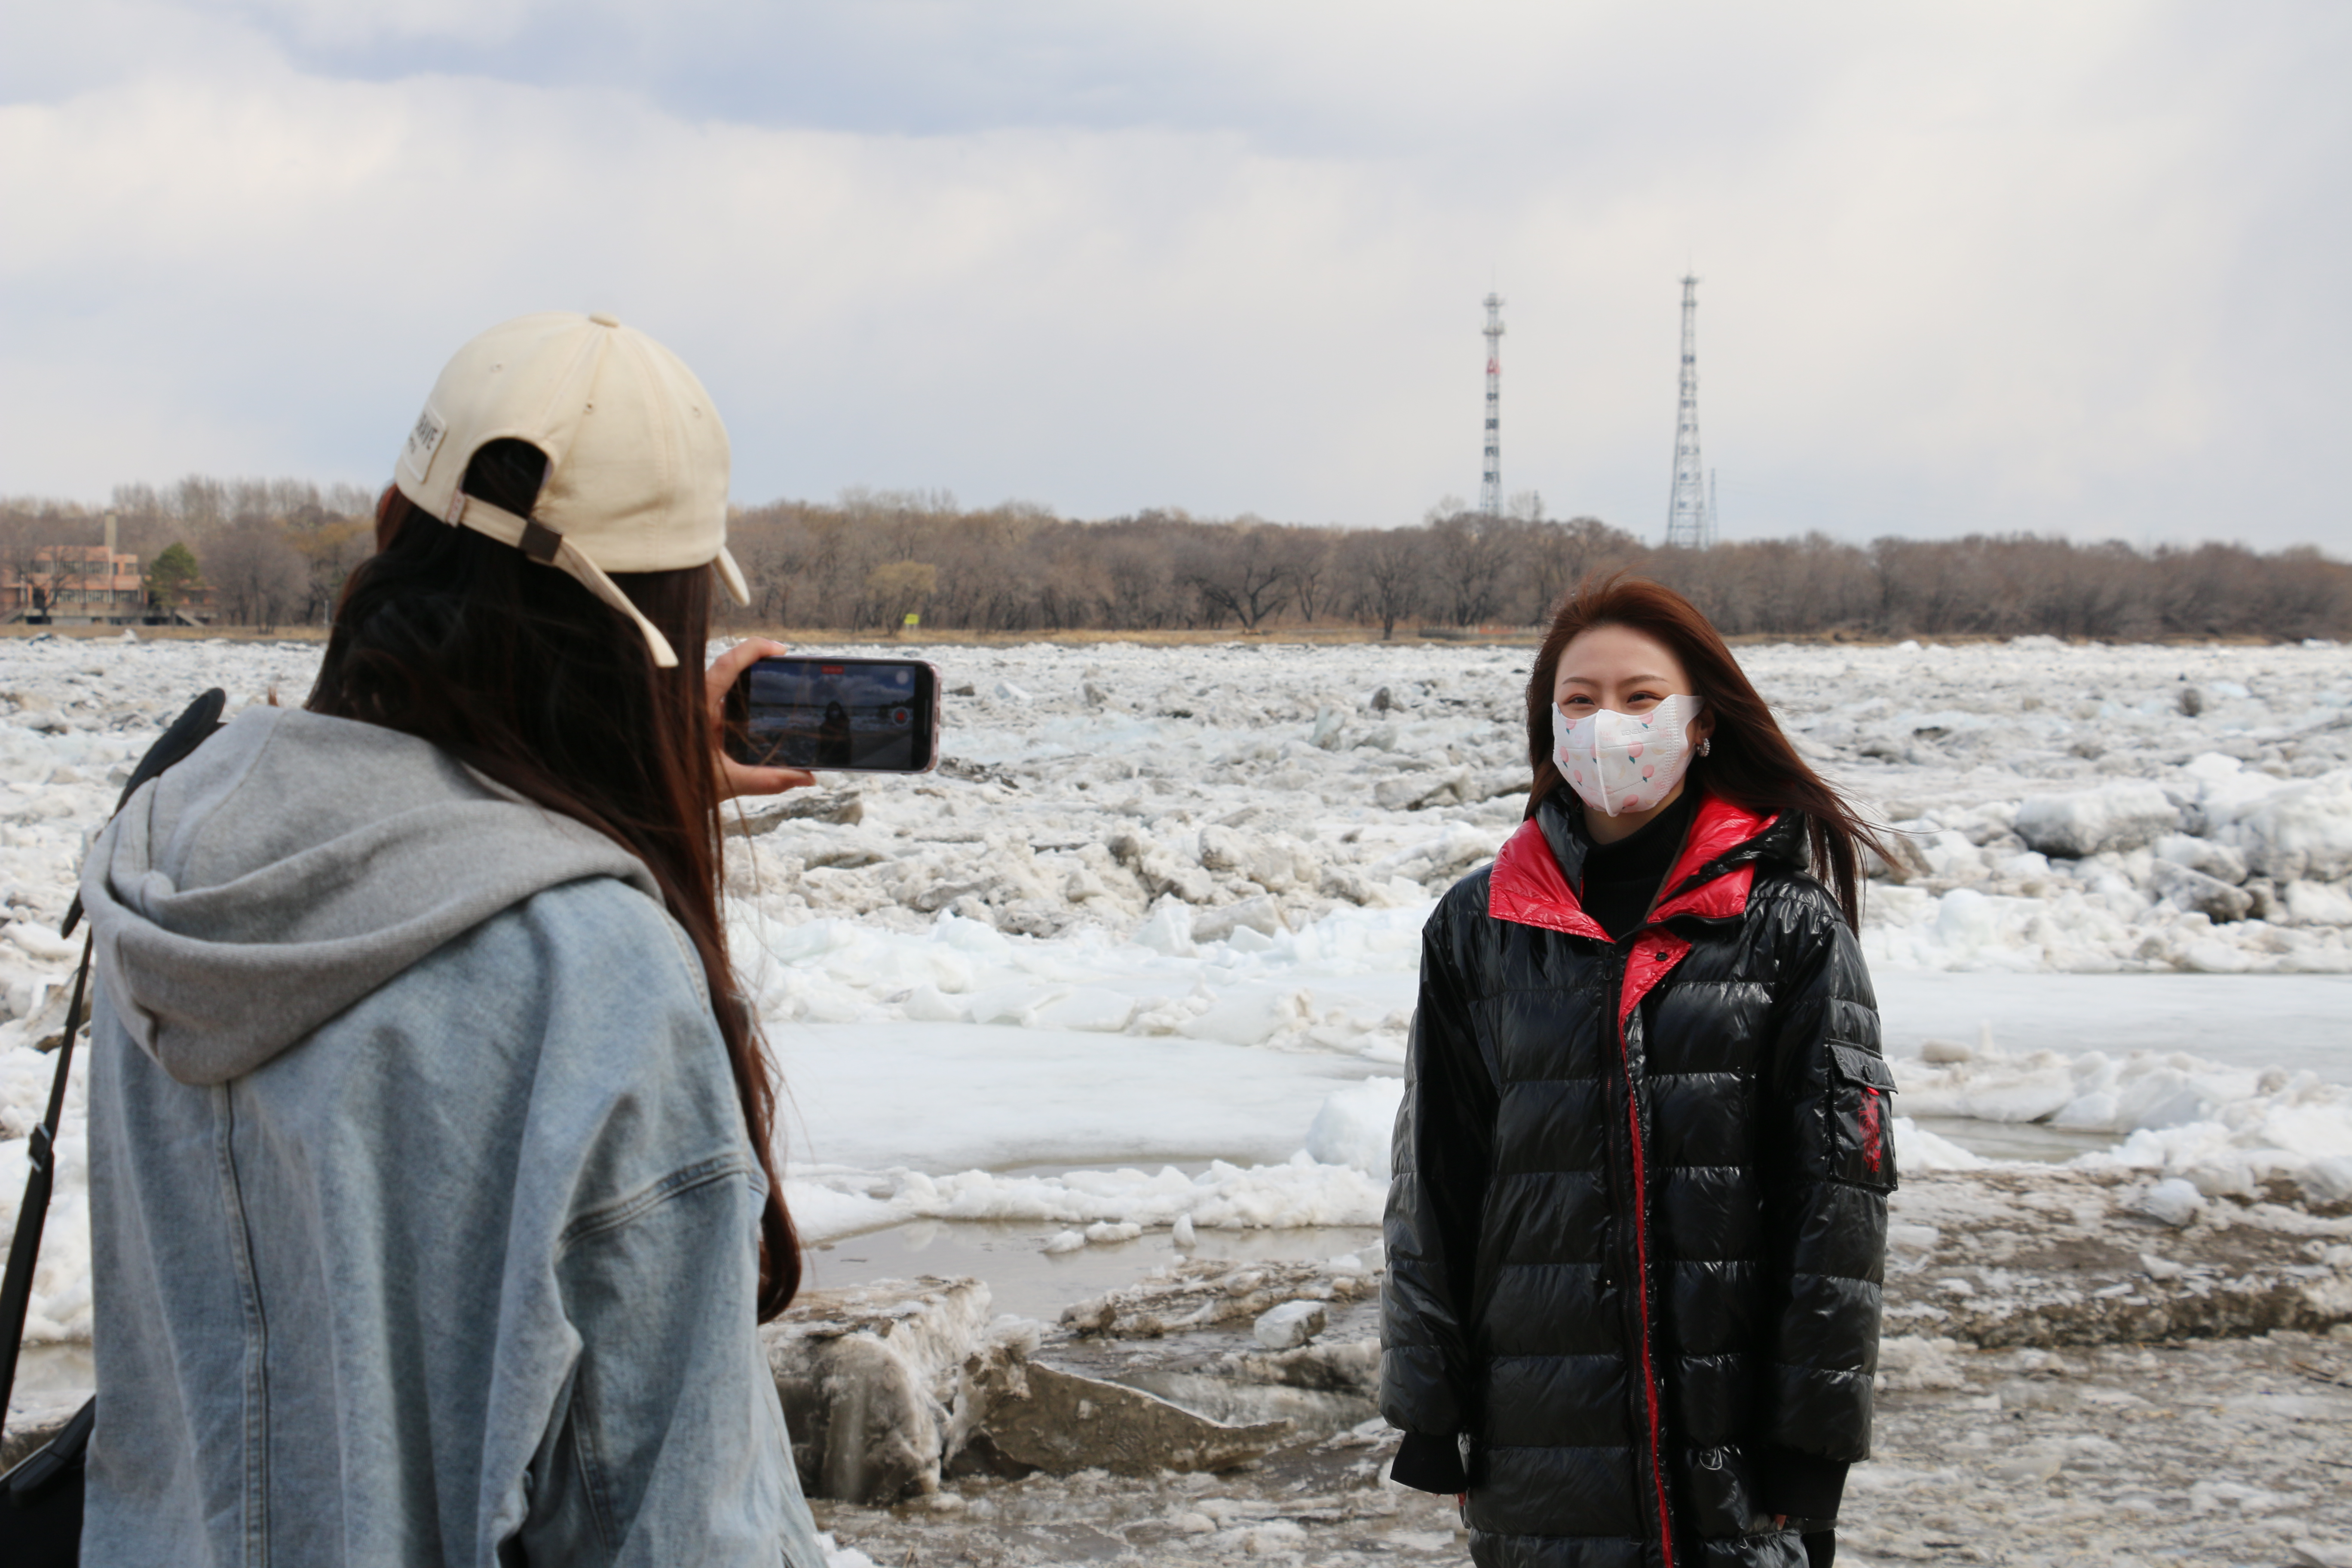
[400,403,447,481]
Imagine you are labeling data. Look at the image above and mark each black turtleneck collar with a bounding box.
[1535,784,1700,943]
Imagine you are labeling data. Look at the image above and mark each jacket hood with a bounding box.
[80,705,661,1085]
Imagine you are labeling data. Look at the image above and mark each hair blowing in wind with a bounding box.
[1525,573,1890,928]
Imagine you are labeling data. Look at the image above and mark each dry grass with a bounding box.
[2,623,2288,651]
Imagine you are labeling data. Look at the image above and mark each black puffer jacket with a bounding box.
[1380,790,1894,1568]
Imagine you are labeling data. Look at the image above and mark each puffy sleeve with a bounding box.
[1379,897,1498,1473]
[1759,894,1894,1492]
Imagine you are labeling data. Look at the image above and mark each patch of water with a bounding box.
[1876,971,2352,1084]
[1912,1115,2120,1163]
[805,1218,1383,1323]
[801,1120,2119,1322]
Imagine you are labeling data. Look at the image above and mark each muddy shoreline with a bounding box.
[9,1166,2350,1563]
[796,1166,2352,1566]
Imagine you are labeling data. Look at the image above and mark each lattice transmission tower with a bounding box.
[1479,292,1504,516]
[1664,275,1715,548]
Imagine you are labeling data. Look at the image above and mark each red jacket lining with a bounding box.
[1488,792,1773,936]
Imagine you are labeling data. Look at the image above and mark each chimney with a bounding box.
[105,510,118,559]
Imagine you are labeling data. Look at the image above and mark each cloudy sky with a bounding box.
[4,1,2347,548]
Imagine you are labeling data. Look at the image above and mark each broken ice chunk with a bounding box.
[1253,1299,1328,1350]
[2138,1177,2205,1228]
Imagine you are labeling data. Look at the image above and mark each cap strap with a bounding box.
[550,539,681,669]
[519,518,564,564]
[440,493,682,669]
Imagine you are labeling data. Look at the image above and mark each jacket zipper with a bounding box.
[1614,950,1677,1568]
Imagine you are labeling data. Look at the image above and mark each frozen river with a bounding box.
[3,629,2350,1346]
[1874,970,2350,1081]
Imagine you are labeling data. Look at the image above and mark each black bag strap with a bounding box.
[2,1391,93,1496]
[58,687,231,942]
[0,689,227,1436]
[0,939,92,1438]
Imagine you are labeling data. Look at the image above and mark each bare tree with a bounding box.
[1522,516,1641,621]
[1100,542,1165,629]
[13,471,2352,642]
[1284,528,1338,623]
[0,514,49,619]
[207,519,308,631]
[1427,511,1514,627]
[171,475,227,530]
[1183,521,1295,631]
[290,517,374,623]
[1339,527,1426,640]
[31,548,77,619]
[864,560,938,632]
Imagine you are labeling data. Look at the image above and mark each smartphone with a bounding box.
[724,656,941,773]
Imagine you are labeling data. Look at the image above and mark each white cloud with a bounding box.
[1,0,2346,548]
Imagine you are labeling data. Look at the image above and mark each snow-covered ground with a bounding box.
[4,631,2351,1345]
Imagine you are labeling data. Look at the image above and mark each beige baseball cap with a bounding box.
[392,310,750,668]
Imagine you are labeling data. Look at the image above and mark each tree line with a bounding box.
[0,477,375,631]
[4,478,2345,641]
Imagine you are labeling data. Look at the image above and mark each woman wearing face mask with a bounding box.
[1380,575,1895,1568]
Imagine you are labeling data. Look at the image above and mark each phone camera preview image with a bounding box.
[726,657,940,773]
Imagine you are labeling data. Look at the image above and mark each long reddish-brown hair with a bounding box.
[1527,573,1886,928]
[308,445,799,1318]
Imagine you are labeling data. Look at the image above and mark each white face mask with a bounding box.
[1551,694,1704,819]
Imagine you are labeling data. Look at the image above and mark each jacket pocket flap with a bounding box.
[1828,1042,1897,1090]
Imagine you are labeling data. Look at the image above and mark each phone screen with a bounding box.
[726,656,940,773]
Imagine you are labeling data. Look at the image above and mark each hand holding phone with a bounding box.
[723,654,941,774]
[707,640,818,801]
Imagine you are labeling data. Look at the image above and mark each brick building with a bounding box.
[1,516,206,625]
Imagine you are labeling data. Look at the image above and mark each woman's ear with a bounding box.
[1690,700,1715,747]
[374,483,405,551]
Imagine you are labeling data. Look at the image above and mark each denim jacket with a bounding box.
[77,706,824,1566]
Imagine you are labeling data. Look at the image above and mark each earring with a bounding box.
[1698,738,1712,757]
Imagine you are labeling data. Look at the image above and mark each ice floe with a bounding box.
[5,632,2352,1342]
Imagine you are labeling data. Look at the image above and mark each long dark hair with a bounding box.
[1525,573,1886,928]
[308,441,799,1318]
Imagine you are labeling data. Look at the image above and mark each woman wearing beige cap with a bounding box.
[76,313,827,1564]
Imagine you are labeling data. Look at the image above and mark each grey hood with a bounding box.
[80,704,661,1085]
